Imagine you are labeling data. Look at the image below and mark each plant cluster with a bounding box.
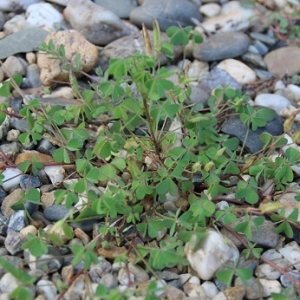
[0,21,300,299]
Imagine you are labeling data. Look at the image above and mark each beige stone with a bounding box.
[3,56,26,77]
[74,228,91,244]
[216,58,256,84]
[1,188,23,217]
[26,52,36,64]
[264,46,300,77]
[37,30,98,86]
[41,191,55,208]
[15,152,54,165]
[20,225,38,239]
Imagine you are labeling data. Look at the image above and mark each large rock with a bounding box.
[185,228,239,280]
[193,32,250,62]
[130,0,202,31]
[264,46,300,77]
[37,30,98,85]
[63,0,131,46]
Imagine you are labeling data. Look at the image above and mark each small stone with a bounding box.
[26,52,36,64]
[277,193,300,221]
[118,267,134,285]
[216,59,256,85]
[212,291,227,300]
[201,281,219,299]
[5,229,25,255]
[4,55,26,78]
[20,174,41,189]
[37,30,98,86]
[255,258,292,280]
[94,0,138,18]
[25,3,64,32]
[15,152,54,165]
[183,282,206,298]
[63,274,85,300]
[234,277,261,299]
[20,225,38,239]
[185,228,239,280]
[264,46,300,77]
[7,210,28,232]
[36,139,56,156]
[63,0,131,46]
[280,271,300,287]
[193,32,250,62]
[241,52,267,69]
[26,63,41,88]
[200,3,221,17]
[99,273,118,289]
[1,188,23,217]
[164,285,185,300]
[0,273,18,294]
[42,86,73,99]
[279,241,300,271]
[10,117,30,132]
[74,227,90,244]
[262,249,282,261]
[250,32,277,46]
[6,129,20,142]
[130,0,202,31]
[88,257,112,283]
[287,84,300,102]
[128,262,149,282]
[255,93,292,114]
[0,115,10,140]
[259,278,282,297]
[2,168,22,191]
[44,165,65,186]
[0,188,7,204]
[44,204,76,221]
[36,279,57,300]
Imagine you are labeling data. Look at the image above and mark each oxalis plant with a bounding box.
[0,20,300,299]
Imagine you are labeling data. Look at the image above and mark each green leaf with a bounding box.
[74,179,87,193]
[21,233,48,257]
[25,188,40,203]
[216,268,234,287]
[275,221,294,238]
[223,161,240,175]
[66,138,83,151]
[53,148,70,163]
[234,220,252,239]
[156,178,178,196]
[98,164,117,182]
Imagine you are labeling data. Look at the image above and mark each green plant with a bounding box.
[1,19,300,299]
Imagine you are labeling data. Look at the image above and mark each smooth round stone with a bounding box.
[36,279,57,300]
[2,168,22,191]
[254,69,274,79]
[201,281,219,299]
[255,93,292,114]
[264,46,300,77]
[130,0,202,31]
[287,84,300,102]
[64,0,131,46]
[216,58,256,85]
[20,174,41,190]
[94,0,138,18]
[44,205,78,222]
[26,3,63,32]
[200,3,221,17]
[3,55,25,77]
[193,32,250,62]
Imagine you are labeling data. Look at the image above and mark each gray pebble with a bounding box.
[37,139,56,156]
[10,97,23,113]
[242,52,266,69]
[20,174,41,189]
[89,257,112,283]
[4,229,25,255]
[0,142,21,157]
[36,279,57,300]
[94,0,138,18]
[10,117,29,133]
[254,69,274,79]
[250,32,277,46]
[99,273,118,289]
[44,205,78,221]
[0,12,5,31]
[193,32,250,62]
[253,40,269,55]
[7,210,28,232]
[0,188,7,204]
[26,64,41,88]
[281,271,300,287]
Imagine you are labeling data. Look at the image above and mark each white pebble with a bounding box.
[279,242,300,271]
[201,281,219,298]
[44,165,65,186]
[200,3,221,17]
[259,279,282,297]
[189,276,200,285]
[287,84,300,102]
[6,129,20,142]
[255,93,292,114]
[2,168,23,191]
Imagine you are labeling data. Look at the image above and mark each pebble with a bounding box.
[221,110,283,154]
[0,273,19,294]
[2,168,22,192]
[280,271,300,287]
[26,63,42,88]
[201,281,219,299]
[20,225,38,239]
[4,230,24,255]
[0,27,48,60]
[193,32,250,62]
[279,241,300,271]
[26,3,64,32]
[36,279,58,300]
[185,228,239,280]
[255,258,292,280]
[2,56,25,78]
[15,152,54,164]
[94,0,138,19]
[276,193,300,221]
[20,174,41,190]
[37,30,98,85]
[99,273,118,289]
[88,257,112,283]
[264,46,300,77]
[64,0,131,46]
[6,129,20,142]
[130,0,202,31]
[43,204,77,222]
[0,188,7,205]
[63,273,85,299]
[216,58,256,85]
[7,210,28,232]
[200,3,221,17]
[259,278,282,297]
[234,277,262,299]
[118,267,135,285]
[44,165,65,186]
[255,93,292,114]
